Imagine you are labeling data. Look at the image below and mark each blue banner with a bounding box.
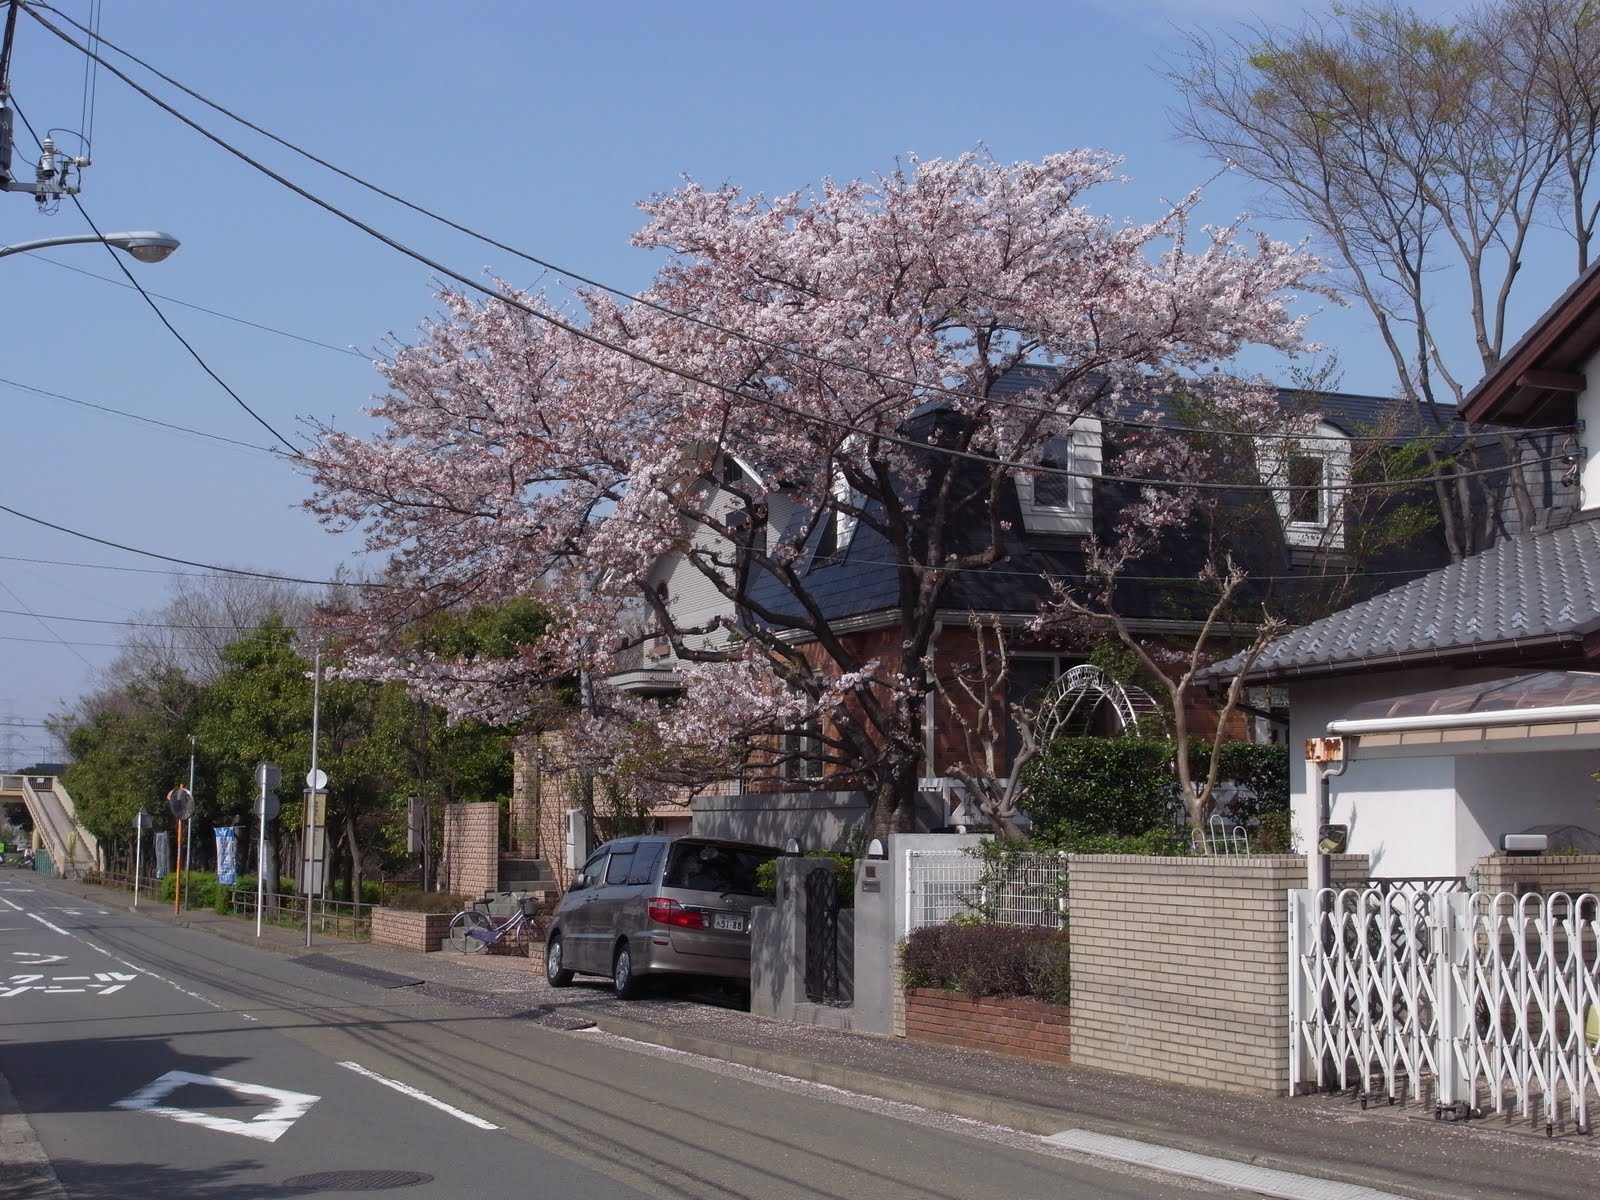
[215,826,238,886]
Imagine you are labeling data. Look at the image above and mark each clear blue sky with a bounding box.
[0,0,1504,764]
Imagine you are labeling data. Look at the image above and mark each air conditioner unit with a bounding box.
[563,808,591,870]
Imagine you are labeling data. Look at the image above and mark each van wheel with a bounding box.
[545,934,574,987]
[612,942,645,1000]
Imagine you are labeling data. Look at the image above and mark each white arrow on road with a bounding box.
[114,1071,319,1143]
[11,952,66,964]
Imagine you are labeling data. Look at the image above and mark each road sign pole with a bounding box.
[173,819,183,916]
[134,828,142,908]
[254,762,281,939]
[306,648,322,950]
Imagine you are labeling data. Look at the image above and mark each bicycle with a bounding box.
[447,894,549,955]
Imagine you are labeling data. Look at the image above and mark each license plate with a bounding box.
[712,913,745,932]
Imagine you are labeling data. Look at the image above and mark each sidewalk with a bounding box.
[14,874,1600,1200]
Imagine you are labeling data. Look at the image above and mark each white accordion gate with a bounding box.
[1289,887,1600,1137]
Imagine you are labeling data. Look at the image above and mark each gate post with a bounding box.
[1288,888,1312,1094]
[1434,890,1470,1111]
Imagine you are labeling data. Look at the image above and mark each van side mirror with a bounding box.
[569,874,589,892]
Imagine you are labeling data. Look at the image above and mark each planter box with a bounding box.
[370,907,453,953]
[904,988,1071,1066]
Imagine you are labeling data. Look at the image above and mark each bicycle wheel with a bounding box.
[448,909,493,953]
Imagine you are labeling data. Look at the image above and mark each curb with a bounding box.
[0,1070,68,1200]
[586,1014,1478,1200]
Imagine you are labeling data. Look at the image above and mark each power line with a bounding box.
[29,1,1577,450]
[9,91,299,454]
[25,253,370,359]
[0,499,386,587]
[0,605,310,630]
[24,2,1575,491]
[0,373,276,452]
[0,552,213,578]
[0,577,92,667]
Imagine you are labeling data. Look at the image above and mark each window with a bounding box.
[663,841,780,896]
[780,719,824,782]
[1260,423,1349,550]
[604,847,636,885]
[1016,418,1102,534]
[626,841,665,886]
[1287,455,1326,526]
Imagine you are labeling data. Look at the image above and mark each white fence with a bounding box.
[1290,887,1600,1136]
[904,848,1067,933]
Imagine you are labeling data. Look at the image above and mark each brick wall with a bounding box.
[905,989,1071,1067]
[443,802,498,899]
[1475,853,1600,897]
[1067,852,1367,1097]
[371,908,452,953]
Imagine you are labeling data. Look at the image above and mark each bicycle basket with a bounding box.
[519,895,541,918]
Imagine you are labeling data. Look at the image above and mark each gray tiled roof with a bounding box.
[1209,513,1600,683]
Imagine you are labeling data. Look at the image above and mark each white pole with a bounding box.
[133,829,142,908]
[256,776,267,938]
[306,647,321,950]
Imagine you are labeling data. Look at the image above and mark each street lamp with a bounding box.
[0,230,180,263]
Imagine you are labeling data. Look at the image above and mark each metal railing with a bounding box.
[227,889,372,940]
[905,848,1068,932]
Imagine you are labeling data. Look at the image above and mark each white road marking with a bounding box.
[17,911,222,1010]
[113,1070,319,1143]
[337,1061,499,1130]
[1043,1131,1406,1200]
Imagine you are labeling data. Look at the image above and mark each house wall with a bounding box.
[1453,751,1600,868]
[1578,343,1600,509]
[442,802,498,898]
[1287,666,1533,878]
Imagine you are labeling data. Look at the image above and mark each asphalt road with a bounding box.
[0,875,1261,1200]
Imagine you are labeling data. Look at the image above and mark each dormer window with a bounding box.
[1016,417,1102,534]
[1261,423,1348,549]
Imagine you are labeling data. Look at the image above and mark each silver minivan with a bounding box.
[544,835,779,999]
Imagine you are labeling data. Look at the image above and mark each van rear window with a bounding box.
[663,843,779,896]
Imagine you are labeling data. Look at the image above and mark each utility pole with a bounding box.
[1,0,91,207]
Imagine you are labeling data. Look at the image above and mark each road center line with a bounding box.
[337,1061,499,1130]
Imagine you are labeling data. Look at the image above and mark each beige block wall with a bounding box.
[1475,853,1600,897]
[1067,853,1368,1098]
[443,802,498,898]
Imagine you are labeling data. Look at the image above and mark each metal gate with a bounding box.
[803,865,842,1004]
[1289,887,1600,1137]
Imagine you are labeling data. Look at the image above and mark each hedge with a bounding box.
[901,923,1070,1006]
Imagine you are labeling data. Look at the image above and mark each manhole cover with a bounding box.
[284,1169,433,1191]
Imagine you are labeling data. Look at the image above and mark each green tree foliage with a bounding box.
[1021,737,1179,838]
[1020,736,1289,842]
[63,668,201,843]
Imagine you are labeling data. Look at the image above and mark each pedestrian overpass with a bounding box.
[0,773,98,875]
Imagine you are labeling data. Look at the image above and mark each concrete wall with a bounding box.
[749,857,855,1029]
[442,802,498,898]
[1068,853,1367,1097]
[692,790,868,849]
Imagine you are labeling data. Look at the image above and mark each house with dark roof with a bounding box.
[613,365,1503,841]
[1212,265,1600,880]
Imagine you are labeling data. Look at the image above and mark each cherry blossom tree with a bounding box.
[303,151,1320,835]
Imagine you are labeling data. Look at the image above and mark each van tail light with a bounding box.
[647,898,705,929]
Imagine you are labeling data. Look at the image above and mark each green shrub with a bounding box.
[1022,737,1178,837]
[1206,742,1289,826]
[754,852,855,908]
[901,923,1071,1005]
[1030,824,1191,856]
[1253,810,1295,854]
[160,871,223,910]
